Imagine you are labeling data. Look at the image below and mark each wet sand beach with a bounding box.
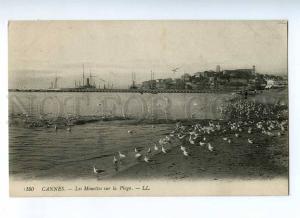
[112,125,288,181]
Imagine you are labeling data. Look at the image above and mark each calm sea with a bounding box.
[9,120,174,180]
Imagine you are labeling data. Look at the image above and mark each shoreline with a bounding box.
[111,124,288,181]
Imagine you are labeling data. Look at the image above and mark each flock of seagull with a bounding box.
[93,118,288,175]
[15,102,288,177]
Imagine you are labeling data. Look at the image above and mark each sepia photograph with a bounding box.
[8,20,288,196]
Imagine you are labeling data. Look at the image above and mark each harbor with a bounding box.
[8,21,289,197]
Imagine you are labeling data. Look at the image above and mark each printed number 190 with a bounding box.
[24,186,34,191]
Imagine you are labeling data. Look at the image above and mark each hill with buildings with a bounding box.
[139,65,287,91]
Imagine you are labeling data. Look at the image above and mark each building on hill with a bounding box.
[223,68,255,86]
[181,73,191,82]
[174,78,186,89]
[223,69,253,78]
[141,80,156,89]
[203,71,215,78]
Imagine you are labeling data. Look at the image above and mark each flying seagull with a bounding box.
[171,67,180,73]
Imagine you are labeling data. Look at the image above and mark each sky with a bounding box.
[8,20,288,89]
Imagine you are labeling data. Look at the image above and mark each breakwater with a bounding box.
[9,91,236,120]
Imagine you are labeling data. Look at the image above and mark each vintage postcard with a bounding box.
[8,20,288,196]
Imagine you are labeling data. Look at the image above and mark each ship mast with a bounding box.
[54,73,58,89]
[82,64,85,86]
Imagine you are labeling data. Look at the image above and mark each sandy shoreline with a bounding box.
[111,121,288,181]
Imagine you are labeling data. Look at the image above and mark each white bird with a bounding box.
[134,147,139,153]
[189,135,195,145]
[172,67,180,73]
[113,156,118,164]
[178,134,186,139]
[162,146,167,154]
[203,137,206,141]
[147,147,151,153]
[159,138,166,145]
[66,126,71,132]
[135,153,142,159]
[235,133,239,138]
[208,143,214,152]
[118,151,126,159]
[228,139,231,144]
[248,128,252,134]
[154,144,159,151]
[144,156,150,163]
[93,166,105,174]
[248,139,253,144]
[180,145,186,151]
[199,141,205,146]
[223,137,228,141]
[277,132,281,136]
[128,130,134,134]
[183,150,190,156]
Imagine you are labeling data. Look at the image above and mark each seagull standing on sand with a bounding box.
[93,166,105,174]
[189,135,195,145]
[158,138,165,146]
[248,139,253,144]
[177,134,186,139]
[134,148,142,158]
[154,144,158,151]
[248,128,252,134]
[199,141,205,146]
[180,145,186,151]
[165,136,171,142]
[113,156,118,165]
[118,151,126,159]
[128,130,135,134]
[135,152,142,159]
[147,147,151,153]
[162,146,167,154]
[208,143,214,152]
[144,156,150,163]
[183,150,190,157]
